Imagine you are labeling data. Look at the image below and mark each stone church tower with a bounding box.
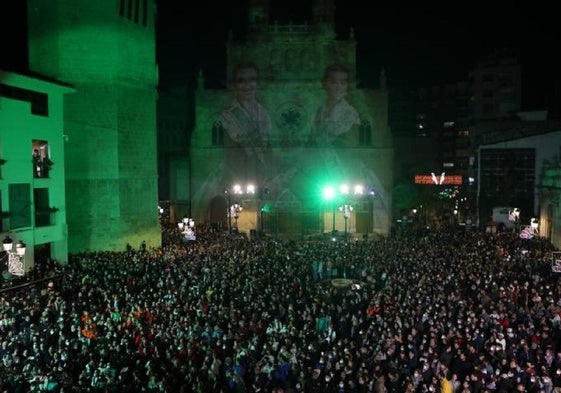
[191,0,393,237]
[27,0,161,252]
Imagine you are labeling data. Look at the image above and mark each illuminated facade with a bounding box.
[539,167,561,249]
[477,131,561,230]
[0,70,74,269]
[189,0,393,237]
[26,0,161,252]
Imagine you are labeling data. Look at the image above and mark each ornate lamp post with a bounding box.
[339,204,353,238]
[2,236,26,276]
[322,183,373,239]
[224,189,232,233]
[322,186,336,234]
[178,218,196,241]
[225,183,255,234]
[230,203,243,232]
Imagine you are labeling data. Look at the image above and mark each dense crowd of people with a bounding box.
[1,224,560,393]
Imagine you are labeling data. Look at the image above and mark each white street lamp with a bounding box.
[322,183,369,238]
[2,236,26,276]
[339,204,353,238]
[226,183,256,234]
[230,203,243,232]
[178,218,196,241]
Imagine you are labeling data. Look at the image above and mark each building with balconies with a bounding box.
[0,70,74,272]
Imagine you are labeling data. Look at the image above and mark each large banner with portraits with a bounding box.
[190,61,393,236]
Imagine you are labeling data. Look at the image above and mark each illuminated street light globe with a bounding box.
[322,186,335,201]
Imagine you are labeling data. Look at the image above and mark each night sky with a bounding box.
[3,1,559,114]
[157,0,559,114]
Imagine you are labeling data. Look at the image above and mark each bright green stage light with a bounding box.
[322,186,335,200]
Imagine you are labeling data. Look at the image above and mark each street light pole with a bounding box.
[225,189,231,233]
[332,201,336,234]
[367,188,375,238]
[339,204,353,239]
[2,236,26,276]
[232,203,242,232]
[322,186,336,237]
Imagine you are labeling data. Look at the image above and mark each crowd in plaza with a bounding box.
[1,224,560,393]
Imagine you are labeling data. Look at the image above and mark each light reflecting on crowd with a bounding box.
[0,225,559,393]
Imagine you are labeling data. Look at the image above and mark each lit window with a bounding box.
[32,140,53,178]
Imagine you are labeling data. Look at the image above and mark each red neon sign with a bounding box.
[414,173,462,185]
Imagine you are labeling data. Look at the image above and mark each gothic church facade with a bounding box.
[190,0,393,237]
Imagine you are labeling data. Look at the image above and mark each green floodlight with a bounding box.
[322,186,335,200]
